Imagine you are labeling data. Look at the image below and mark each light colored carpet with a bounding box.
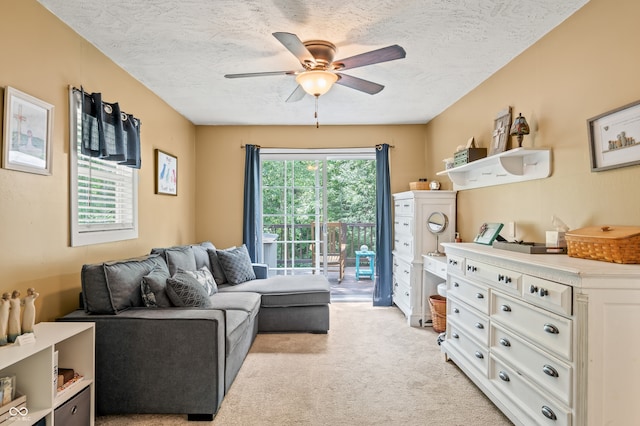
[96,303,512,425]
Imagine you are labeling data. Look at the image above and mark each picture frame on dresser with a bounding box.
[473,222,504,245]
[2,86,54,175]
[587,99,640,172]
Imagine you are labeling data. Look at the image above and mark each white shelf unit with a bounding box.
[0,322,95,425]
[436,148,551,190]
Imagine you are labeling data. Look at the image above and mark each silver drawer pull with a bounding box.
[474,351,484,359]
[475,293,484,299]
[498,371,510,382]
[449,259,458,266]
[403,222,409,227]
[543,364,559,378]
[453,307,460,314]
[404,242,410,247]
[467,265,478,272]
[405,292,410,297]
[539,288,549,297]
[541,406,557,421]
[530,285,538,293]
[452,332,459,339]
[453,282,460,288]
[543,323,560,334]
[474,322,484,330]
[499,338,511,347]
[500,304,511,312]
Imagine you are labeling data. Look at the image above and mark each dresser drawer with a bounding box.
[522,275,573,316]
[394,216,413,236]
[491,292,572,361]
[447,322,489,376]
[491,323,572,406]
[448,294,489,346]
[394,234,413,257]
[394,256,414,287]
[393,198,414,216]
[447,276,489,315]
[393,277,411,312]
[446,254,465,275]
[490,356,571,426]
[466,259,521,296]
[424,256,448,279]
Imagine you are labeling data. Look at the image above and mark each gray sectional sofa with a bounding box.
[58,242,330,421]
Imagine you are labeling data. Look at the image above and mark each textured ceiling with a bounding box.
[37,0,589,126]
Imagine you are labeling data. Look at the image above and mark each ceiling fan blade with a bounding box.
[333,45,406,70]
[224,71,296,79]
[285,85,307,103]
[272,32,316,66]
[335,73,384,95]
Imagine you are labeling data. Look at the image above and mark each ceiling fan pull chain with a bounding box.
[315,95,319,128]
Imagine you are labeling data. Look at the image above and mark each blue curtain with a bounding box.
[79,88,141,169]
[373,144,393,306]
[243,145,263,262]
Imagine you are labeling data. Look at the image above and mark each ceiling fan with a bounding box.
[224,32,407,102]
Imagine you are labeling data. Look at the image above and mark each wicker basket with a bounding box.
[409,181,430,190]
[428,295,447,332]
[566,226,640,264]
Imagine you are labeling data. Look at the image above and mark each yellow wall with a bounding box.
[425,0,640,242]
[195,125,427,247]
[0,0,197,321]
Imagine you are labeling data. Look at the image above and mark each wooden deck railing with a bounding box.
[264,223,375,267]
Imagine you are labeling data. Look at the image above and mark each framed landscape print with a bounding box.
[2,86,54,175]
[155,149,177,195]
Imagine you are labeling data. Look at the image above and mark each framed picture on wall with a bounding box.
[587,100,640,172]
[2,86,54,175]
[489,107,512,156]
[155,149,178,195]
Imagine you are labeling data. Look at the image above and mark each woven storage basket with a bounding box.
[566,226,640,264]
[428,295,447,332]
[409,181,430,190]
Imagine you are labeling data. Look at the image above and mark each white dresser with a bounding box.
[441,242,640,426]
[392,190,456,326]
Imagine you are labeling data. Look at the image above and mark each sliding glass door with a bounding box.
[261,149,376,279]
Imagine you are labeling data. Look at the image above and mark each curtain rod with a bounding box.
[240,144,394,149]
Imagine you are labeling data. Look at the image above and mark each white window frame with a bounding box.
[69,88,138,247]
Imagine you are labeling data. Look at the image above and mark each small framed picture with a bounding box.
[489,107,512,156]
[587,100,640,172]
[474,222,504,245]
[155,149,177,195]
[2,87,54,175]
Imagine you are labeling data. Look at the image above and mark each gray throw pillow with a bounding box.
[165,246,197,276]
[178,266,218,296]
[216,245,256,285]
[141,266,173,307]
[103,255,165,313]
[166,272,213,308]
[207,247,229,284]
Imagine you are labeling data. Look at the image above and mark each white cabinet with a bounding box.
[441,242,640,425]
[0,322,95,425]
[436,148,551,190]
[392,190,456,326]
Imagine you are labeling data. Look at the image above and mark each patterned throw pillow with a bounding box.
[165,272,213,308]
[179,266,218,296]
[216,245,256,285]
[141,280,158,307]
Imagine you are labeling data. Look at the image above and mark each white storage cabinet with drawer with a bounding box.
[441,242,640,426]
[392,190,456,326]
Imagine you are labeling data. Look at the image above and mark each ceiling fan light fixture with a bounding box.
[295,70,338,96]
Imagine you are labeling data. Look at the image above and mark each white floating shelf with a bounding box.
[436,148,551,190]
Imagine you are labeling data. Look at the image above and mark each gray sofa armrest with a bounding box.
[252,263,268,279]
[58,308,226,417]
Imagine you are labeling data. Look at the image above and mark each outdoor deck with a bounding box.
[328,266,374,302]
